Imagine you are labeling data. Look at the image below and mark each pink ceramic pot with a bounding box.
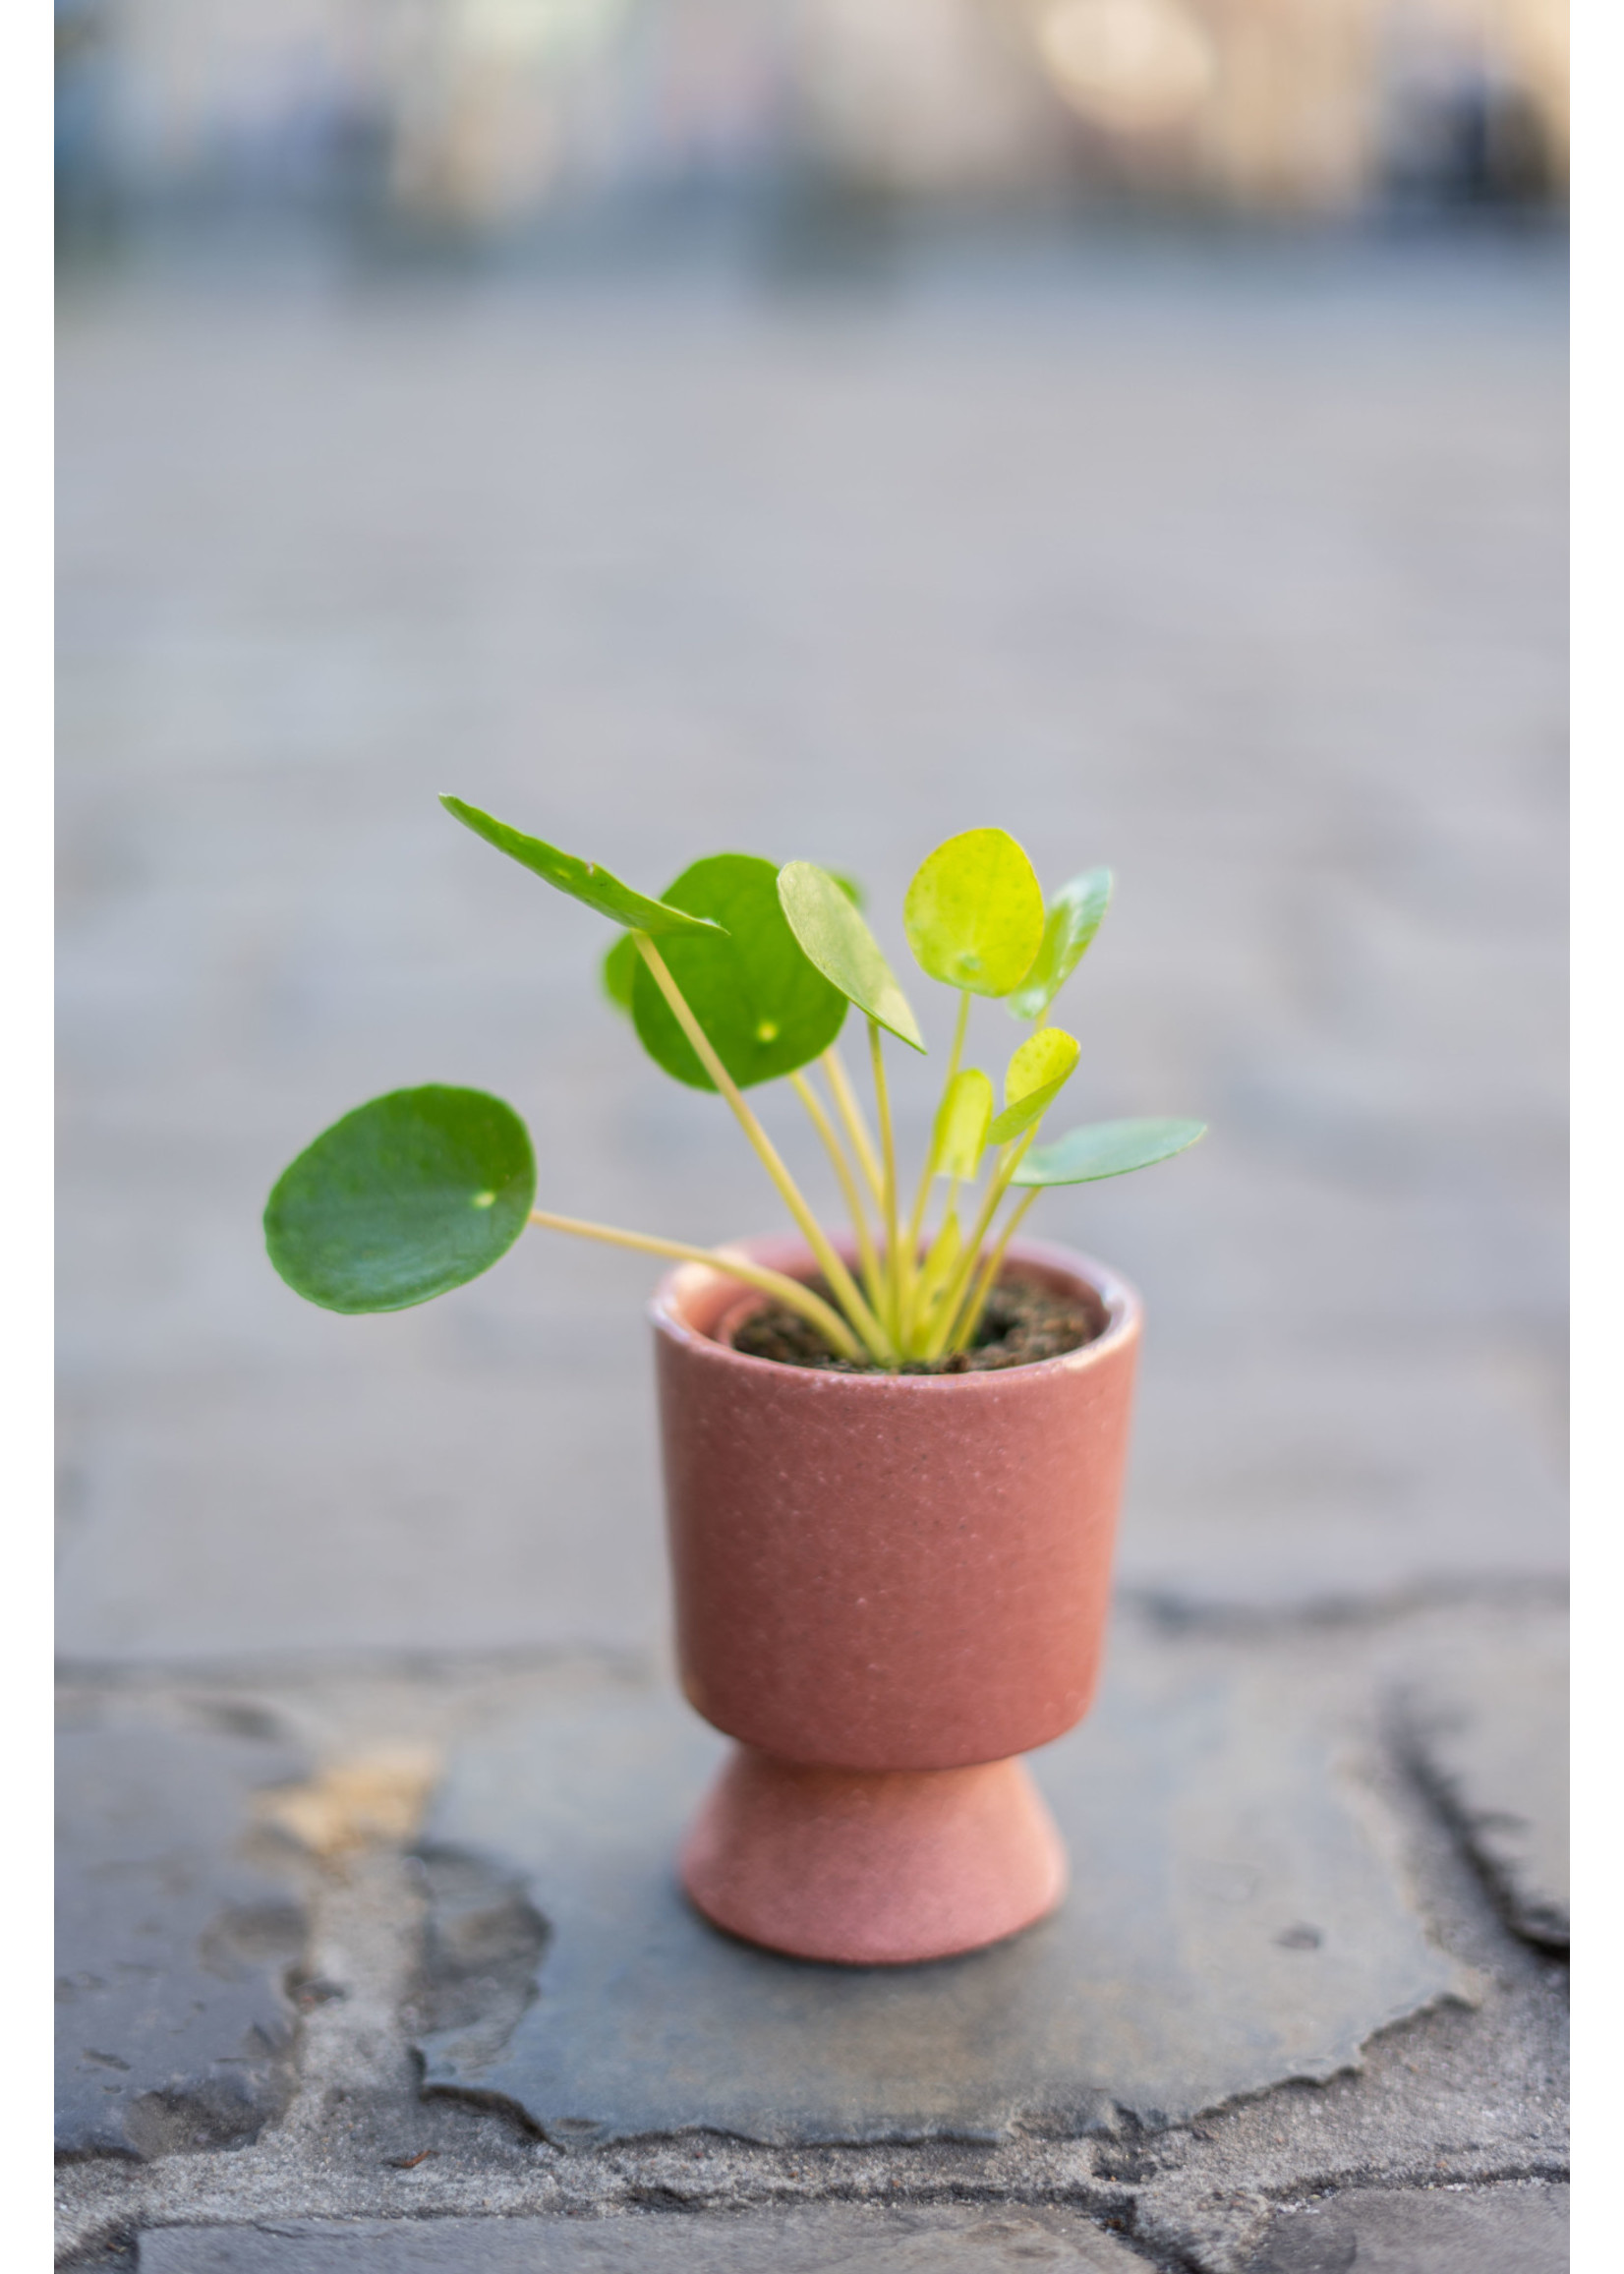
[651,1236,1142,1965]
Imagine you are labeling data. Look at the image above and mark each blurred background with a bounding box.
[56,0,1567,1669]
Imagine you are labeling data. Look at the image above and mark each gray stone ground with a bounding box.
[58,225,1566,2268]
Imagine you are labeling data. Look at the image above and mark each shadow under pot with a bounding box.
[650,1235,1142,1965]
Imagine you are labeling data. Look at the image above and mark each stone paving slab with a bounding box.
[139,2205,1148,2271]
[411,1636,1462,2144]
[52,1614,1567,2274]
[1398,1609,1568,1952]
[57,1717,310,2158]
[1245,2181,1567,2273]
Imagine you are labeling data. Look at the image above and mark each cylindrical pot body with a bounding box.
[651,1237,1142,1774]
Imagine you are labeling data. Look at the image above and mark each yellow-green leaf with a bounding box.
[987,1026,1079,1145]
[902,829,1046,998]
[778,860,925,1051]
[931,1068,994,1181]
[914,1209,962,1320]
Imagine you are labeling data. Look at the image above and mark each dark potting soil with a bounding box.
[728,1274,1104,1374]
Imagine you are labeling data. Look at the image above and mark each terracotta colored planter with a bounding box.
[650,1236,1143,1965]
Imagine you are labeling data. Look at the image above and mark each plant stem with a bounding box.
[527,1210,865,1361]
[632,933,895,1364]
[926,1129,1038,1359]
[899,988,969,1352]
[789,1069,885,1317]
[867,1016,903,1342]
[949,1187,1039,1354]
[910,1195,962,1339]
[821,1046,884,1208]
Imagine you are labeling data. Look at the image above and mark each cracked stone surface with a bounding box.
[54,1604,1566,2271]
[410,1634,1460,2144]
[1397,1606,1568,1952]
[56,1714,310,2159]
[140,2203,1150,2269]
[1246,2181,1568,2272]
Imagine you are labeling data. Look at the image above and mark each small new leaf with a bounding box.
[902,829,1047,998]
[986,1027,1080,1145]
[778,860,925,1051]
[441,797,725,938]
[1012,1117,1207,1187]
[264,1086,536,1313]
[1008,867,1113,1021]
[932,1069,994,1180]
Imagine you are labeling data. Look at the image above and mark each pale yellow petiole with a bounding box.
[821,1045,884,1210]
[789,1069,886,1319]
[632,933,895,1364]
[526,1209,865,1362]
[926,1127,1039,1360]
[867,1016,903,1345]
[899,988,969,1351]
[910,1195,962,1336]
[949,1186,1040,1354]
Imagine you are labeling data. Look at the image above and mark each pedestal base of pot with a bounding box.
[678,1746,1068,1965]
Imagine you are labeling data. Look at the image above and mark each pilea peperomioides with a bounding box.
[263,800,1206,1368]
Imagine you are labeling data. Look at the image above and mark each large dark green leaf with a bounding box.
[778,860,925,1051]
[631,853,847,1090]
[441,797,725,938]
[264,1086,536,1313]
[902,829,1046,998]
[1012,1117,1207,1188]
[1008,867,1113,1021]
[602,931,638,1016]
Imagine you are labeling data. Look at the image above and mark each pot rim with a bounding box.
[649,1234,1141,1390]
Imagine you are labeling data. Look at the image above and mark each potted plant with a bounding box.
[264,803,1204,1964]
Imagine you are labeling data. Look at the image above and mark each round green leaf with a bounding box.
[602,931,637,1016]
[264,1085,536,1313]
[1012,1117,1207,1188]
[778,861,925,1052]
[1008,867,1114,1022]
[902,829,1047,998]
[987,1027,1080,1145]
[440,796,725,939]
[931,1068,994,1180]
[631,853,848,1090]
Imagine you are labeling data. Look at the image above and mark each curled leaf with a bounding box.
[440,797,725,938]
[1012,1117,1208,1187]
[632,853,847,1090]
[778,861,925,1051]
[1009,867,1113,1022]
[987,1027,1080,1145]
[931,1068,994,1181]
[902,829,1047,998]
[264,1086,536,1314]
